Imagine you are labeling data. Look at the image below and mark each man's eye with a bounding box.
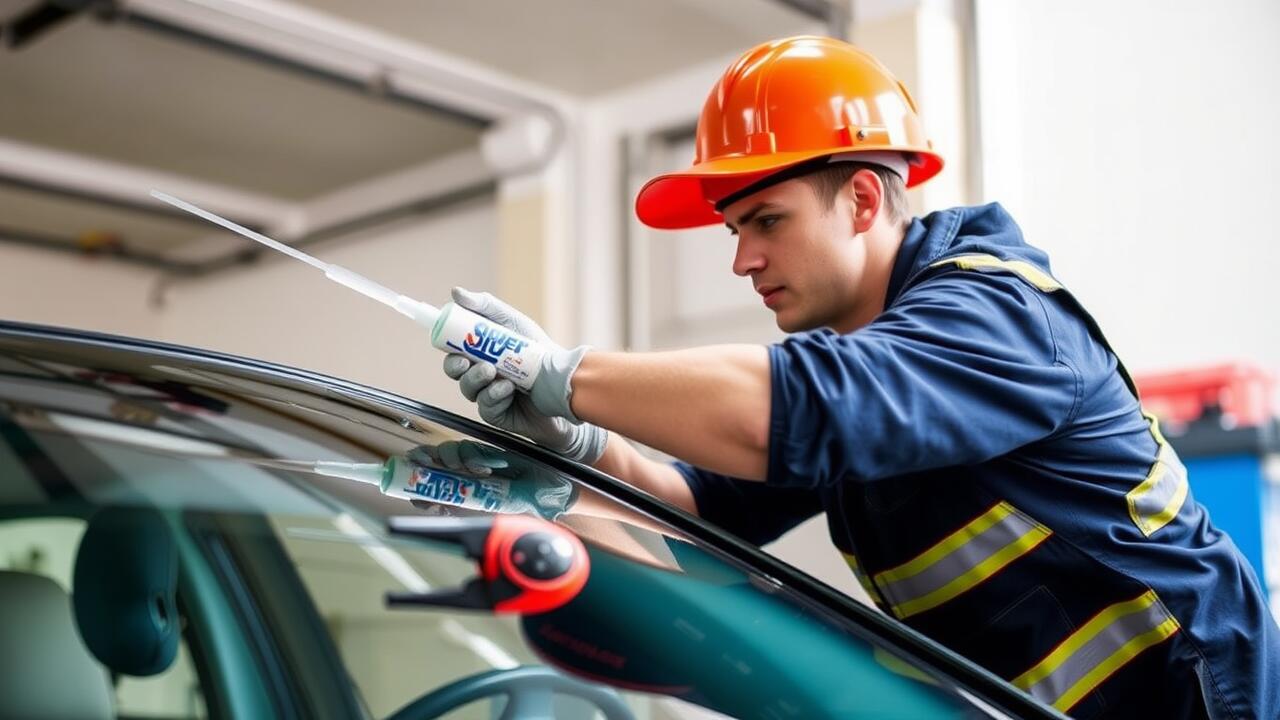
[757,215,781,230]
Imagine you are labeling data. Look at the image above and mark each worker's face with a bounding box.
[723,170,894,333]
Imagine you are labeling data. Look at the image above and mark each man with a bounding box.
[441,36,1278,718]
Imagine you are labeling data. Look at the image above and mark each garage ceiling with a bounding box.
[0,0,818,260]
[293,0,819,96]
[0,15,484,200]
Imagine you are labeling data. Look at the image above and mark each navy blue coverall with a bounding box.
[677,204,1280,719]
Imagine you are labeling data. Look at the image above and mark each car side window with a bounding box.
[0,518,211,719]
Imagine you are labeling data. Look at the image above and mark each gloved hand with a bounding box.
[443,287,607,465]
[407,442,578,521]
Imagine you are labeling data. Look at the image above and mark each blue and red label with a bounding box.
[404,470,506,511]
[462,322,529,364]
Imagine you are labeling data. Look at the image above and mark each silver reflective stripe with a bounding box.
[874,502,1052,619]
[1126,415,1191,537]
[1013,590,1180,712]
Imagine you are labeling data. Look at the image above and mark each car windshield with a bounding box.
[0,327,1009,720]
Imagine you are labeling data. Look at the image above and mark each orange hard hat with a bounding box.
[635,35,944,230]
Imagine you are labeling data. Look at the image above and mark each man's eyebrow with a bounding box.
[724,202,774,233]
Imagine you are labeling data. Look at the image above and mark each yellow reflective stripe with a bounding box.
[873,502,1052,619]
[1012,590,1181,712]
[928,254,1063,292]
[1144,411,1169,446]
[890,524,1051,619]
[1053,617,1180,712]
[1127,455,1189,536]
[1125,414,1190,537]
[1013,591,1159,689]
[876,503,1013,585]
[841,551,884,604]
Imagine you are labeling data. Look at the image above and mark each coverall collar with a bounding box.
[884,202,1037,308]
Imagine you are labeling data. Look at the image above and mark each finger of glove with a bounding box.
[452,286,515,328]
[404,445,435,468]
[457,442,508,474]
[535,481,573,508]
[458,362,498,402]
[443,353,474,380]
[413,441,508,476]
[451,287,549,344]
[476,381,517,426]
[437,442,465,471]
[481,378,517,406]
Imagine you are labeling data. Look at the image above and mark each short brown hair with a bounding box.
[801,163,909,224]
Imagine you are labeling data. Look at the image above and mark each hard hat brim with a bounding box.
[635,147,943,230]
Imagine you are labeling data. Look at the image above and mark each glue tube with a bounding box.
[390,295,547,391]
[313,455,516,513]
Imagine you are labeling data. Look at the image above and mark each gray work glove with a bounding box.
[443,287,607,465]
[407,442,578,521]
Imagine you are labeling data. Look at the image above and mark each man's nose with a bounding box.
[732,237,766,277]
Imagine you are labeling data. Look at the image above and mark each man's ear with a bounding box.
[848,169,884,234]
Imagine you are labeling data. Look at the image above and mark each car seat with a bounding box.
[0,569,114,719]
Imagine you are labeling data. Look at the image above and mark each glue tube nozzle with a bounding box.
[149,190,443,329]
[313,460,386,488]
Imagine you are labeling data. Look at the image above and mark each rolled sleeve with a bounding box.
[768,271,1080,487]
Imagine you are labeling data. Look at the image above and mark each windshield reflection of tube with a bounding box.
[310,452,576,521]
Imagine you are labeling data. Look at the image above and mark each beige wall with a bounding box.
[0,243,162,339]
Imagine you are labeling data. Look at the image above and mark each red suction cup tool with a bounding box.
[385,515,589,615]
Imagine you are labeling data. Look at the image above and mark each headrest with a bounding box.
[0,570,113,719]
[74,507,179,677]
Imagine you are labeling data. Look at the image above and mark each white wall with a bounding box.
[976,0,1280,374]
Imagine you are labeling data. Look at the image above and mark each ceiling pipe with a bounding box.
[0,138,296,231]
